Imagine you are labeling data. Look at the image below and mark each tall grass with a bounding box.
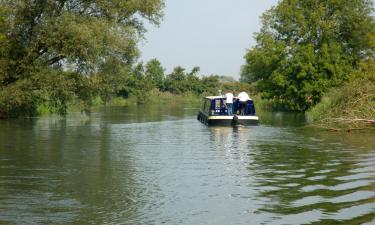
[37,89,202,116]
[308,73,375,130]
[131,88,201,106]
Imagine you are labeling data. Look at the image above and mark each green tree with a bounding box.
[0,0,164,117]
[164,66,205,94]
[0,6,6,41]
[145,58,165,89]
[133,62,145,80]
[169,66,186,81]
[185,66,202,93]
[95,58,131,104]
[0,6,8,101]
[241,0,375,111]
[165,66,187,93]
[201,75,220,95]
[121,62,155,104]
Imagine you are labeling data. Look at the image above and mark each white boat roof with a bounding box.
[204,96,225,99]
[204,96,253,100]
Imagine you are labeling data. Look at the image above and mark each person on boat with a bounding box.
[224,91,234,115]
[237,91,250,115]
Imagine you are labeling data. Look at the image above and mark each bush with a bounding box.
[308,63,375,130]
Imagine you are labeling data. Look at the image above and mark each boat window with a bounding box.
[204,99,210,113]
[215,100,221,109]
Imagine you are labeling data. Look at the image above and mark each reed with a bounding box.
[308,74,375,131]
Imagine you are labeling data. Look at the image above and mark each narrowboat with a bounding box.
[197,96,259,126]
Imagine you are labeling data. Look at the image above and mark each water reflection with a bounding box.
[99,103,197,124]
[257,111,307,127]
[0,116,149,224]
[0,107,374,224]
[248,126,375,224]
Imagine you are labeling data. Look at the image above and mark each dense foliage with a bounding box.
[0,1,239,118]
[309,60,375,130]
[125,60,244,104]
[241,0,375,111]
[0,0,164,117]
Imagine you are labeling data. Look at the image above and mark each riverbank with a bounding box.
[39,90,202,115]
[308,67,375,131]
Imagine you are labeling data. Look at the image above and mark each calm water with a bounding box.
[0,104,374,225]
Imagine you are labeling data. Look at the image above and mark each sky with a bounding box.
[139,0,279,79]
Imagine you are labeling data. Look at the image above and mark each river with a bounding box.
[0,104,374,224]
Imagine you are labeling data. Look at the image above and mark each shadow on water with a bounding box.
[0,116,152,224]
[257,110,308,127]
[98,102,199,124]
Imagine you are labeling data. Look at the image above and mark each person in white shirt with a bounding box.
[224,91,234,115]
[237,91,250,115]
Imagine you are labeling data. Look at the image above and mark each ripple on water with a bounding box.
[335,172,375,181]
[307,175,327,181]
[329,202,375,221]
[301,180,373,192]
[292,191,375,207]
[0,113,374,224]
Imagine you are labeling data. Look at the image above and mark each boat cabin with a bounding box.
[200,96,256,116]
[197,96,259,126]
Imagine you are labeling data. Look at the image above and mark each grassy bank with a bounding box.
[308,69,375,131]
[35,89,202,116]
[252,95,293,112]
[130,89,202,106]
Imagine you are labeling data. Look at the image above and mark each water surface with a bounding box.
[0,105,374,224]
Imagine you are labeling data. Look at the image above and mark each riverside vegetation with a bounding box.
[0,1,248,118]
[1,0,375,130]
[241,0,375,130]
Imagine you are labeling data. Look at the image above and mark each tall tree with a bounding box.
[164,66,186,94]
[145,58,165,88]
[241,0,375,111]
[186,66,202,93]
[164,66,203,94]
[0,0,164,116]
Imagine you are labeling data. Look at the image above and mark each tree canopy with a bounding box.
[241,0,375,111]
[0,0,164,117]
[145,58,165,88]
